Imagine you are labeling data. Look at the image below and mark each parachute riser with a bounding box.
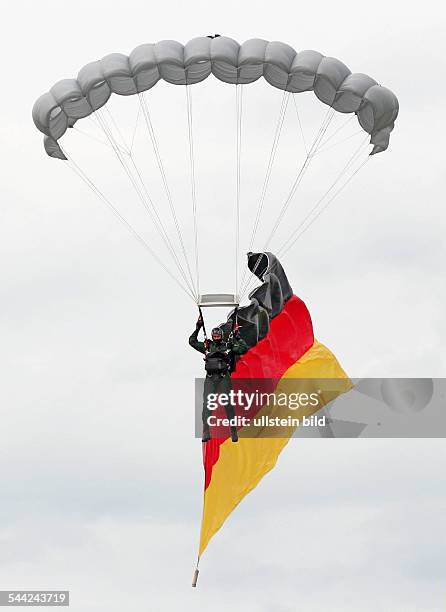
[198,305,208,341]
[229,305,239,340]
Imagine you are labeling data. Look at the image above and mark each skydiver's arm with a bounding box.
[189,328,206,354]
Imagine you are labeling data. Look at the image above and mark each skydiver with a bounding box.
[189,316,248,443]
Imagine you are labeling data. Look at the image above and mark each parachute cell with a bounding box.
[32,36,398,158]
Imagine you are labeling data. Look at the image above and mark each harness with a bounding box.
[199,305,240,375]
[204,348,231,375]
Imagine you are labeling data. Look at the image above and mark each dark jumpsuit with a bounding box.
[189,328,248,439]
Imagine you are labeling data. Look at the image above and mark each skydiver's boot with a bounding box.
[230,427,238,443]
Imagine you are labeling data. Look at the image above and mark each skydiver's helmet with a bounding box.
[211,327,224,342]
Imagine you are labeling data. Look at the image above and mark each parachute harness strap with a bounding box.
[240,107,335,299]
[311,113,355,154]
[186,84,201,301]
[278,146,372,257]
[94,108,197,299]
[293,94,308,155]
[239,109,372,301]
[231,305,239,338]
[237,90,290,296]
[95,108,194,293]
[138,92,198,299]
[240,252,266,302]
[198,305,208,342]
[241,142,371,299]
[129,102,141,155]
[55,63,375,307]
[238,98,333,299]
[71,124,128,155]
[261,105,336,252]
[234,83,244,301]
[62,148,196,302]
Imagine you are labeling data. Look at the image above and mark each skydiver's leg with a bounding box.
[218,375,238,443]
[202,375,215,442]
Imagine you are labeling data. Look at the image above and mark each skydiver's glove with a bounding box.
[232,321,240,338]
[196,316,203,330]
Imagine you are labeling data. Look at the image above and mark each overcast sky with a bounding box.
[1,1,446,610]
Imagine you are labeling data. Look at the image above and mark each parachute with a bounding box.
[32,36,398,584]
[32,35,399,308]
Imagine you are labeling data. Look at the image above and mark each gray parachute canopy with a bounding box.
[32,36,398,159]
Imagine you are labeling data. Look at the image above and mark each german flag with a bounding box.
[197,253,351,562]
